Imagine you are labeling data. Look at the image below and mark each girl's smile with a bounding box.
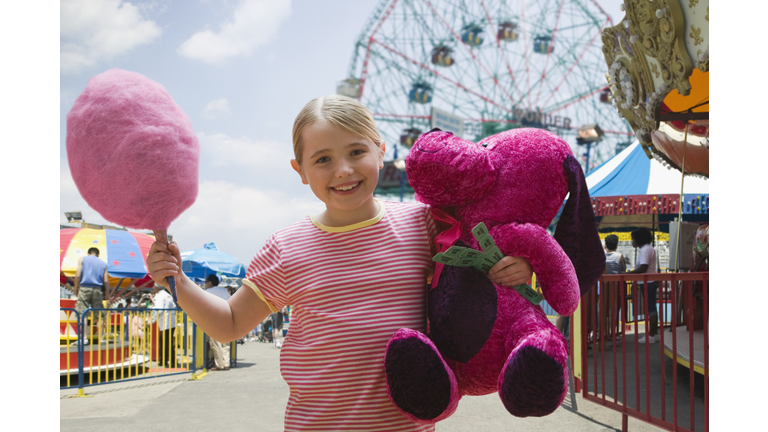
[331,180,362,193]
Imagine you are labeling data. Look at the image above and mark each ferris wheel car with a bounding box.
[400,128,423,148]
[600,88,612,103]
[497,21,519,41]
[533,35,554,54]
[336,78,361,99]
[461,24,484,47]
[408,83,433,104]
[431,45,455,67]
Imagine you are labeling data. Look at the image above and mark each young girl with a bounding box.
[147,95,533,431]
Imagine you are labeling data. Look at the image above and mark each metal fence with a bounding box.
[572,272,708,432]
[60,307,237,395]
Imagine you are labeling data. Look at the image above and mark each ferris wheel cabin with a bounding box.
[408,83,433,104]
[497,21,519,42]
[600,88,612,104]
[461,24,484,47]
[431,45,455,67]
[336,78,361,99]
[400,128,423,148]
[533,35,554,54]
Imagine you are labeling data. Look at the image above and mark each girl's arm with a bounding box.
[147,240,272,342]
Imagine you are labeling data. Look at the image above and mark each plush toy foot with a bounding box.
[497,339,568,417]
[385,328,460,423]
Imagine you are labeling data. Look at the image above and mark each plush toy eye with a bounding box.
[481,142,489,148]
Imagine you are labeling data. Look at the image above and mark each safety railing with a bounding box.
[60,307,237,394]
[571,272,708,432]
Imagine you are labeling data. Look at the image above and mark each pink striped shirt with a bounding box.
[244,200,437,431]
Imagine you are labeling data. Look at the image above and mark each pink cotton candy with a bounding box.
[66,69,199,231]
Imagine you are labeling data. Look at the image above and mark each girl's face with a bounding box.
[291,121,385,224]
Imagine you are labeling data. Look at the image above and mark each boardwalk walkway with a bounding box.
[61,340,666,432]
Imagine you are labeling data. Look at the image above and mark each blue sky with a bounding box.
[56,0,626,265]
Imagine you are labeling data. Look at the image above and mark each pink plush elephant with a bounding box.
[384,127,605,423]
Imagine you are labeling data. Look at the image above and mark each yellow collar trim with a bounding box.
[310,199,385,233]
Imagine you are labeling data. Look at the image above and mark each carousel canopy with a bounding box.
[586,141,708,198]
[60,228,154,279]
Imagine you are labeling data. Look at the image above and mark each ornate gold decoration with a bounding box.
[690,26,703,45]
[650,62,660,79]
[697,49,709,73]
[705,7,709,21]
[600,0,705,165]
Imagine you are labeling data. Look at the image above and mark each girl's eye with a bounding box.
[315,156,330,164]
[351,149,364,156]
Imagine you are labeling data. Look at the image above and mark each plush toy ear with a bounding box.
[554,155,605,296]
[405,128,496,207]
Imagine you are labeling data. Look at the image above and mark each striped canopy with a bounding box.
[60,228,155,279]
[585,141,709,198]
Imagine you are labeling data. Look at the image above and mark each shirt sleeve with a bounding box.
[243,234,286,313]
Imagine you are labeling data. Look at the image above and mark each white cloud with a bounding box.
[60,0,162,74]
[203,98,232,119]
[177,0,292,65]
[197,131,295,169]
[170,180,323,264]
[60,159,114,227]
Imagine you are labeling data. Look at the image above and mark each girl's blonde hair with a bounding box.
[292,95,382,164]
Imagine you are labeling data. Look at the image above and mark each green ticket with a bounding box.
[432,222,542,306]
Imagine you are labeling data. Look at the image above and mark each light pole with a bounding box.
[576,124,605,174]
[392,144,407,202]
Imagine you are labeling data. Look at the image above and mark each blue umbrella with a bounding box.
[180,242,246,282]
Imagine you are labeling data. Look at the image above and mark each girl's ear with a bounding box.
[290,159,308,185]
[378,141,386,169]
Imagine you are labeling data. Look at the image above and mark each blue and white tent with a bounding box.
[180,242,246,282]
[586,141,708,197]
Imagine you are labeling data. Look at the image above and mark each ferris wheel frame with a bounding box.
[341,0,634,197]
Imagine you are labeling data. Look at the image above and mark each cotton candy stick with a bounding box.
[66,68,200,303]
[152,230,178,301]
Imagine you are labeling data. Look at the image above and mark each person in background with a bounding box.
[601,234,626,343]
[150,285,178,367]
[204,274,231,370]
[74,247,110,338]
[629,228,659,343]
[271,307,285,349]
[129,297,149,349]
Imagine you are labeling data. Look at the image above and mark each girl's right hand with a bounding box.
[147,240,182,288]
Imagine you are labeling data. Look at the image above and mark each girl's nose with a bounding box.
[334,159,354,177]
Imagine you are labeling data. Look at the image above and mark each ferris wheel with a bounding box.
[339,0,633,177]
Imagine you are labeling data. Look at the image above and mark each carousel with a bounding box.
[599,0,708,374]
[59,227,157,377]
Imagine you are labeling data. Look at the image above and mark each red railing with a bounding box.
[573,272,708,432]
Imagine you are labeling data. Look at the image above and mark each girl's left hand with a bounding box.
[488,256,533,287]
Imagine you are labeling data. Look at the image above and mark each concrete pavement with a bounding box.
[61,340,665,432]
